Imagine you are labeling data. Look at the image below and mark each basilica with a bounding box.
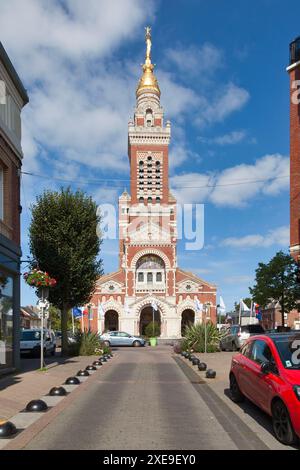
[85,28,217,340]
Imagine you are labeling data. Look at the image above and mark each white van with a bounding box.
[20,329,56,357]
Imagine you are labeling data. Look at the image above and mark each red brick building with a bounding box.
[0,42,28,374]
[84,29,216,339]
[287,36,300,262]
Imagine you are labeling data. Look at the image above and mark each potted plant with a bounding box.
[145,321,160,347]
[23,269,57,299]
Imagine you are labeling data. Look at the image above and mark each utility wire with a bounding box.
[21,170,290,189]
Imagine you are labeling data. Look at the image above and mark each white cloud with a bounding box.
[195,83,250,127]
[221,225,289,249]
[204,130,248,146]
[165,43,223,77]
[171,153,289,207]
[0,0,156,173]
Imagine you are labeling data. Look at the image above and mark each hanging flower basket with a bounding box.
[23,269,57,289]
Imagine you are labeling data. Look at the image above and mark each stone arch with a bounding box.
[177,300,197,317]
[131,249,171,270]
[135,297,167,318]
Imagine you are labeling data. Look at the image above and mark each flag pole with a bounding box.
[81,310,84,332]
[71,309,75,335]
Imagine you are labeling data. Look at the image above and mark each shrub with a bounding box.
[182,322,221,353]
[73,331,101,356]
[145,321,160,338]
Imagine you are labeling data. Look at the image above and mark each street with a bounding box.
[21,346,291,450]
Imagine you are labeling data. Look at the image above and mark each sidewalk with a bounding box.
[0,353,99,421]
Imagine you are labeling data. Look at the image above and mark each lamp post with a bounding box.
[37,286,49,370]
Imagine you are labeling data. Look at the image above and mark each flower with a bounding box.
[23,269,57,289]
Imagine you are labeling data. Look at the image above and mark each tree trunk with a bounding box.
[61,303,69,356]
[281,291,285,327]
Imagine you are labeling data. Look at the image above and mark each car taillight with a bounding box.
[294,385,300,401]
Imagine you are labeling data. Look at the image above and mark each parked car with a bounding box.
[100,331,146,347]
[20,328,56,357]
[220,324,265,351]
[229,333,300,445]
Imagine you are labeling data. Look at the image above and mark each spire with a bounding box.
[136,26,160,99]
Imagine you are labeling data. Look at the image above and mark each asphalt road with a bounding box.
[24,346,274,450]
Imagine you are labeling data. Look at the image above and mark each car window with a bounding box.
[250,340,274,365]
[119,332,130,337]
[231,326,239,334]
[273,335,300,370]
[109,332,117,337]
[240,341,252,358]
[21,331,41,341]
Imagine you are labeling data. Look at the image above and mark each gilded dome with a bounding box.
[136,26,160,98]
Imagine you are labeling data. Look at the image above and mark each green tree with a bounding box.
[28,187,103,355]
[48,305,75,331]
[249,251,300,326]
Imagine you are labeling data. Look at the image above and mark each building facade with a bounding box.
[0,43,28,374]
[288,36,300,262]
[85,29,216,339]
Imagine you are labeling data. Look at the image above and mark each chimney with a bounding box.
[287,36,300,261]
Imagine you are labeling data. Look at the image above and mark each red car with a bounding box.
[229,333,300,445]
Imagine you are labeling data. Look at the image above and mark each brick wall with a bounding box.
[289,65,300,260]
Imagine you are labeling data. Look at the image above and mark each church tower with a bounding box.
[287,36,300,262]
[86,28,216,339]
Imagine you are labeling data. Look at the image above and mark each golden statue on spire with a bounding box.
[145,26,152,63]
[136,26,160,98]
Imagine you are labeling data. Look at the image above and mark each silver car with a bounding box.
[220,324,265,351]
[100,331,146,347]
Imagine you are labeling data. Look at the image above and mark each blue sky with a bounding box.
[1,0,299,312]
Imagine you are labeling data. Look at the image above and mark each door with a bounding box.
[245,339,279,411]
[116,332,132,346]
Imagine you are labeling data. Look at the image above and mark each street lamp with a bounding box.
[203,302,211,354]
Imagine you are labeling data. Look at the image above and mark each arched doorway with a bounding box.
[139,306,161,336]
[104,310,119,332]
[181,309,195,336]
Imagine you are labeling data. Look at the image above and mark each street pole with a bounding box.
[152,305,155,337]
[204,304,207,354]
[40,303,44,370]
[88,304,91,332]
[71,309,75,336]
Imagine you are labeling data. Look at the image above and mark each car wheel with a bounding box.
[103,340,110,347]
[229,373,244,403]
[272,400,297,446]
[133,340,141,347]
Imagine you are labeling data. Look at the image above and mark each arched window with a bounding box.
[145,108,153,127]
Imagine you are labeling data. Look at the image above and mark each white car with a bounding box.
[20,329,56,357]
